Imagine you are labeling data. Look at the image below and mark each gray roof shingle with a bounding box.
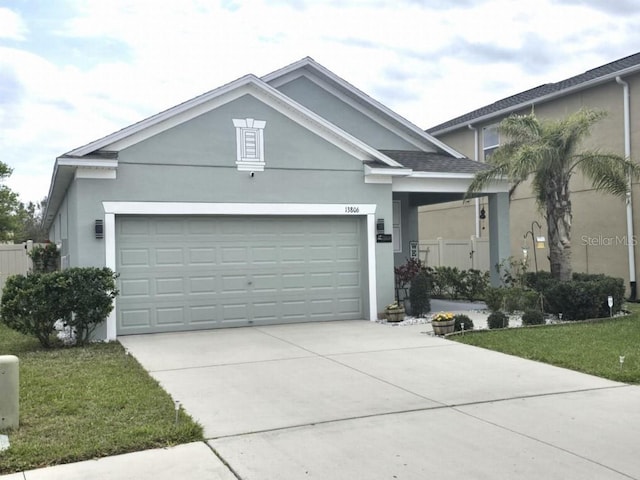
[379,150,490,174]
[428,52,640,134]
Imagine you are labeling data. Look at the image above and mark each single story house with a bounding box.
[44,57,510,340]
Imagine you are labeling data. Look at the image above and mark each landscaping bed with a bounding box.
[0,324,203,474]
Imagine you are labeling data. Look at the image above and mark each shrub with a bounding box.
[461,269,490,302]
[409,271,431,317]
[521,309,545,326]
[453,314,474,332]
[0,268,119,347]
[503,287,541,313]
[430,266,465,299]
[487,311,509,329]
[542,274,625,320]
[484,287,504,312]
[1,272,69,347]
[62,268,119,345]
[28,243,60,273]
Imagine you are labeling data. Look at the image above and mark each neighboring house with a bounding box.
[43,57,510,340]
[426,52,640,298]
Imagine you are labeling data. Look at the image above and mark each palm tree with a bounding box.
[466,108,640,281]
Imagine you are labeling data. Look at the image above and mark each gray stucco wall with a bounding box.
[276,76,420,151]
[55,93,398,324]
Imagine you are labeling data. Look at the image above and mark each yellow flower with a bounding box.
[432,312,454,322]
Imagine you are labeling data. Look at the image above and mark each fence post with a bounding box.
[0,356,19,430]
[437,237,444,267]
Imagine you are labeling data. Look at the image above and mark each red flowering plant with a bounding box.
[394,258,424,303]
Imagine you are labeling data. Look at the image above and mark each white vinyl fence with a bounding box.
[0,241,36,294]
[419,236,490,271]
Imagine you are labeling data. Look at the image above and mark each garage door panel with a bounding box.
[190,276,216,294]
[155,248,184,266]
[188,248,216,265]
[190,305,217,324]
[156,307,185,326]
[120,249,149,267]
[155,219,184,235]
[116,215,365,334]
[155,277,184,296]
[121,309,151,328]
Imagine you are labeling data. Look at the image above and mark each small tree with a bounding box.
[467,108,640,281]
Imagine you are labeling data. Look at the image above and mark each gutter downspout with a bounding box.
[468,124,480,237]
[616,76,636,300]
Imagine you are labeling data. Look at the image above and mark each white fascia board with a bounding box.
[57,158,118,169]
[392,176,509,194]
[364,165,412,177]
[102,202,377,216]
[263,58,466,159]
[431,65,640,136]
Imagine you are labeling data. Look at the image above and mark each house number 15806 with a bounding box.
[344,206,360,213]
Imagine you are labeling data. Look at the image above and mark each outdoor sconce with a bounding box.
[376,218,385,234]
[94,220,104,239]
[479,207,486,219]
[535,236,546,249]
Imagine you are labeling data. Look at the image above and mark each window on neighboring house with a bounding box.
[393,200,402,253]
[233,118,266,171]
[482,124,499,160]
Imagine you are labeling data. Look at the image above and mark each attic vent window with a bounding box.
[233,118,266,171]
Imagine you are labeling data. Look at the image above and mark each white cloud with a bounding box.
[0,8,27,41]
[0,0,639,203]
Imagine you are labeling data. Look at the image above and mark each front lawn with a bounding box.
[452,306,640,384]
[0,324,203,474]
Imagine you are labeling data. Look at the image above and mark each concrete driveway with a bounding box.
[119,320,640,480]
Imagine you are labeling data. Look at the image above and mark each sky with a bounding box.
[1,0,640,205]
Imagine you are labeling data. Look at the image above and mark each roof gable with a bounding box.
[429,51,640,134]
[263,57,465,158]
[65,73,400,167]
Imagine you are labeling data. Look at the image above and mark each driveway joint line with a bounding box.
[207,384,632,442]
[147,355,316,373]
[203,441,244,480]
[453,401,638,480]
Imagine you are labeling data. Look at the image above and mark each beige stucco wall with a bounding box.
[422,71,640,290]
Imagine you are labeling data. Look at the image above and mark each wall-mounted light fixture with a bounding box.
[95,220,104,239]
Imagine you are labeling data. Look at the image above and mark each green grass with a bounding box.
[0,324,203,474]
[452,305,640,384]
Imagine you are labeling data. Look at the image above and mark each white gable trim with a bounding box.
[263,57,466,159]
[102,201,378,340]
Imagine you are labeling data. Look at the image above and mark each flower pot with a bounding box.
[386,309,405,323]
[432,319,455,335]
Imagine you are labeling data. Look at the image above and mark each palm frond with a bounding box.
[573,152,640,197]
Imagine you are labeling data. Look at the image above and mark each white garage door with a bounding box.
[116,215,366,334]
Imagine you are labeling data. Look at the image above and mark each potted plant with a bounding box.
[384,301,405,323]
[431,311,455,335]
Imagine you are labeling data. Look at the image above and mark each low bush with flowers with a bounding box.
[432,312,454,323]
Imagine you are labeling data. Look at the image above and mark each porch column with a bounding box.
[488,192,510,285]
